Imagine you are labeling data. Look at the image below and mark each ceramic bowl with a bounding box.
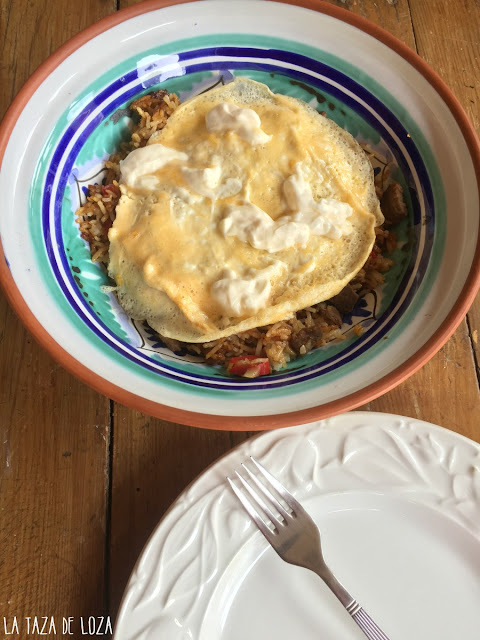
[1,0,479,429]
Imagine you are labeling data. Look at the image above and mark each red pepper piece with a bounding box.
[101,184,120,197]
[226,355,271,378]
[102,218,113,233]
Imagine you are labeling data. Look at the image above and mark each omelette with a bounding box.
[108,78,383,343]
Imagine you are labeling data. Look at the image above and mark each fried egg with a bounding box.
[108,78,383,342]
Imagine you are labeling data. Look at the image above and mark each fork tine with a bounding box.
[227,476,276,541]
[229,462,391,640]
[234,471,283,527]
[250,457,299,512]
[241,462,291,520]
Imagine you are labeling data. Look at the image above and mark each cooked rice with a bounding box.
[75,89,407,375]
[75,90,180,264]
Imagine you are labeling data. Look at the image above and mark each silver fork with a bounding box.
[228,457,391,640]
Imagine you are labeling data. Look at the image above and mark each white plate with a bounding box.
[114,412,480,640]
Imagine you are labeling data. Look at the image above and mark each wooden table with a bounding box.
[1,0,479,635]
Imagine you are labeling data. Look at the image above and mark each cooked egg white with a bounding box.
[108,78,383,342]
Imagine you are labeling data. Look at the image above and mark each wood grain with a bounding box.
[366,0,480,429]
[365,321,479,439]
[330,0,416,47]
[109,410,238,614]
[0,0,113,632]
[0,0,478,635]
[0,0,116,119]
[405,0,480,374]
[0,295,111,625]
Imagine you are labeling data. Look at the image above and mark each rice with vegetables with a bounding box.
[75,88,407,378]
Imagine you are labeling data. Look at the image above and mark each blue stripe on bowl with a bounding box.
[42,46,434,391]
[45,53,430,384]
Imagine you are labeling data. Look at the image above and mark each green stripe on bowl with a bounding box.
[28,33,445,400]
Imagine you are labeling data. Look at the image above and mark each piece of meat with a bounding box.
[289,322,324,354]
[313,317,325,335]
[381,181,408,226]
[323,304,342,326]
[289,328,312,353]
[328,285,359,315]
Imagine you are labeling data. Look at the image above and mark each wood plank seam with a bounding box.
[405,0,419,51]
[466,314,480,391]
[105,398,115,617]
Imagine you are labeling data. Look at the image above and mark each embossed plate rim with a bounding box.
[113,411,480,640]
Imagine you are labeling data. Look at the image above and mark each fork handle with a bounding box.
[318,567,354,608]
[315,567,391,640]
[348,604,391,640]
